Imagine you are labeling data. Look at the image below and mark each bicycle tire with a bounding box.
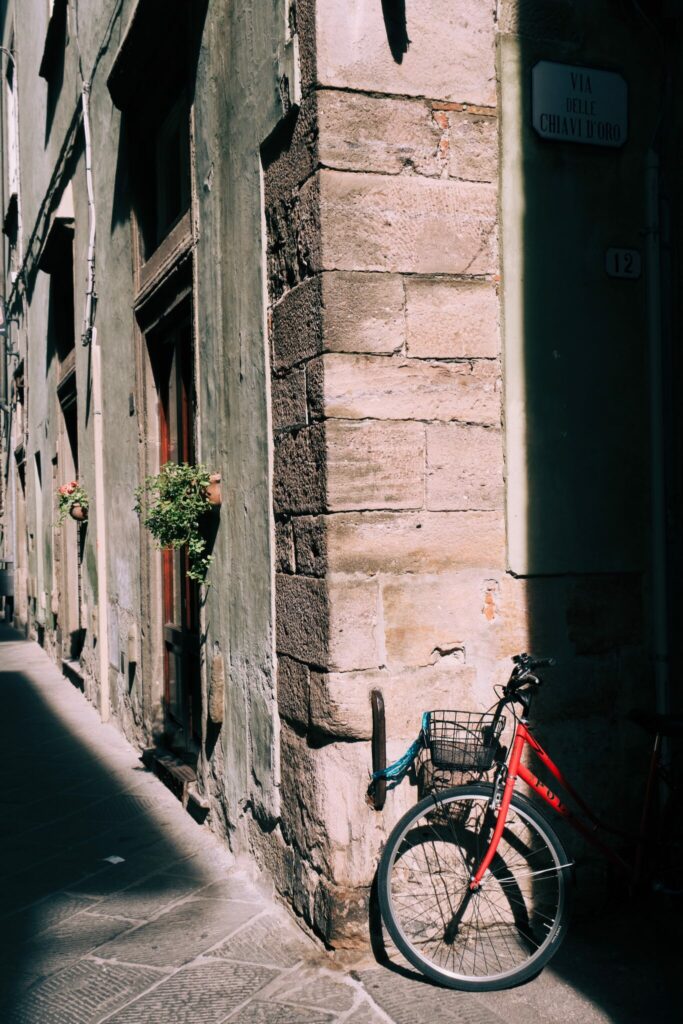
[378,783,572,991]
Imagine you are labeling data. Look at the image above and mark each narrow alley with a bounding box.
[1,628,679,1024]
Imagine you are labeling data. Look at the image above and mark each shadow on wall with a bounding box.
[360,2,681,1019]
[381,0,409,63]
[512,0,669,824]
[0,629,213,1019]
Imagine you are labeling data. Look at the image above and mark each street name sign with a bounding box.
[532,61,627,147]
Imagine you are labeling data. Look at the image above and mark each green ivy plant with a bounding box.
[134,462,214,584]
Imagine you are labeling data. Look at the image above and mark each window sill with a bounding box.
[137,211,192,304]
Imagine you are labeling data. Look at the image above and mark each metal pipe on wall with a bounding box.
[79,64,110,721]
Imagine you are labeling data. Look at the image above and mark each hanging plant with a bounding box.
[57,480,89,525]
[134,462,218,584]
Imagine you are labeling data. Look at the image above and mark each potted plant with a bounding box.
[134,462,219,584]
[57,481,89,524]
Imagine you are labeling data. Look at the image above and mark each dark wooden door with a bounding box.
[155,318,200,748]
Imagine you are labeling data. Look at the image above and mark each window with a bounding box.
[107,0,208,755]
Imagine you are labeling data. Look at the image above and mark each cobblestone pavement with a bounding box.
[1,628,678,1023]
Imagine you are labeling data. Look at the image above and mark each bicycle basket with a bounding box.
[426,710,505,771]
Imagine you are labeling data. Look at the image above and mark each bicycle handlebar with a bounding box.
[503,654,556,709]
[511,653,556,671]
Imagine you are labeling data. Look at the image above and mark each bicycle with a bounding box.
[375,652,683,992]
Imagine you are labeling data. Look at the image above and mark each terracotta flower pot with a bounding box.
[205,473,222,507]
[69,503,87,522]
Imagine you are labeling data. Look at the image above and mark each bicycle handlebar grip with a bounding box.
[532,657,556,669]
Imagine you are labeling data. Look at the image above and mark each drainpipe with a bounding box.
[645,149,669,719]
[81,80,110,723]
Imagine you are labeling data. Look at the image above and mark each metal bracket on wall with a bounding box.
[370,688,387,811]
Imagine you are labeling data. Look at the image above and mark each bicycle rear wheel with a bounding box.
[378,783,572,991]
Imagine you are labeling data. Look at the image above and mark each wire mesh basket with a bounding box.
[425,710,505,771]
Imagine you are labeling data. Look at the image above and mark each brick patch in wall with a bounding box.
[381,572,529,669]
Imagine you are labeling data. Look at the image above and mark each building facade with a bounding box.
[1,0,681,946]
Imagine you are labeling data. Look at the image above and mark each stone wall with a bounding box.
[264,0,512,945]
[264,0,654,947]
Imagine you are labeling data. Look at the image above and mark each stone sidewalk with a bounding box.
[1,628,678,1023]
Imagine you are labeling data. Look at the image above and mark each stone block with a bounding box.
[326,420,426,511]
[448,111,498,182]
[313,878,371,950]
[292,515,326,576]
[381,571,529,674]
[297,510,505,575]
[271,369,308,431]
[280,726,401,889]
[311,353,500,423]
[315,0,497,106]
[262,94,318,207]
[275,518,295,573]
[318,90,441,176]
[320,170,497,276]
[273,423,325,515]
[276,573,379,671]
[309,661,478,741]
[277,655,310,727]
[276,573,328,666]
[266,175,321,301]
[322,271,404,354]
[271,276,323,371]
[327,577,380,671]
[426,423,504,510]
[405,278,499,359]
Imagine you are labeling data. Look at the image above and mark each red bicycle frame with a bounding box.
[469,718,655,888]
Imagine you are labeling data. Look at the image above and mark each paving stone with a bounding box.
[2,960,162,1024]
[9,911,135,982]
[1,854,112,916]
[344,1003,390,1024]
[357,969,507,1024]
[64,855,202,900]
[91,872,206,922]
[5,893,98,938]
[193,874,265,904]
[96,898,262,967]
[105,961,278,1024]
[207,912,314,968]
[226,1002,336,1023]
[77,791,160,824]
[265,967,357,1013]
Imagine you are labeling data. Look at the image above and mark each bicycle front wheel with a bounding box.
[378,783,572,991]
